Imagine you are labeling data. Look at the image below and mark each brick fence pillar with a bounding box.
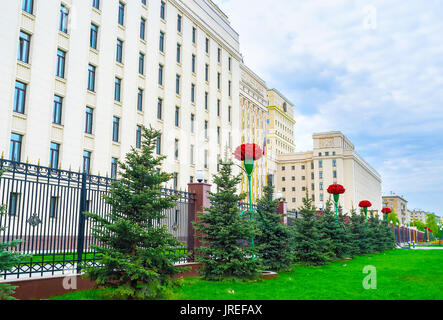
[277,200,287,224]
[187,182,211,256]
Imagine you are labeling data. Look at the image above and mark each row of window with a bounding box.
[281,160,337,172]
[281,170,338,182]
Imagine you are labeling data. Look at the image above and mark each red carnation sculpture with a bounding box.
[233,143,263,162]
[359,200,372,208]
[381,207,391,214]
[327,184,346,194]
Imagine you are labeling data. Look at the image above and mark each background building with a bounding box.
[276,131,382,215]
[0,0,241,189]
[382,194,408,224]
[239,63,275,201]
[266,89,296,158]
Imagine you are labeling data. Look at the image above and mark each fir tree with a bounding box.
[318,198,353,259]
[349,209,373,255]
[193,159,260,280]
[0,170,25,300]
[293,192,333,265]
[256,184,294,271]
[83,126,187,300]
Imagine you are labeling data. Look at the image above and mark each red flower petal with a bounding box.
[359,200,372,208]
[327,184,346,194]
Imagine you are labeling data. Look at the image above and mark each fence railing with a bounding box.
[0,159,195,280]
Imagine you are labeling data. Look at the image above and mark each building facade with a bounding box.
[239,63,275,201]
[266,89,296,158]
[382,194,408,224]
[276,132,382,215]
[1,0,241,189]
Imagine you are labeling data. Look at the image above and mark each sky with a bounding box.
[213,0,443,215]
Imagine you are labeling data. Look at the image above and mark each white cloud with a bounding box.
[215,0,443,214]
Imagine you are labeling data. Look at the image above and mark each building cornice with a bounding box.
[267,105,296,124]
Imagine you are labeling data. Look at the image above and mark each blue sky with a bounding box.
[213,0,443,215]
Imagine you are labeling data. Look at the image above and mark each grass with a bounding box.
[48,250,443,300]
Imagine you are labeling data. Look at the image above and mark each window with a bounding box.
[301,164,305,170]
[156,135,162,155]
[302,176,305,181]
[158,64,163,85]
[333,170,337,179]
[190,114,195,133]
[177,14,182,33]
[173,173,178,189]
[204,121,208,139]
[204,150,208,169]
[192,27,196,43]
[52,95,63,125]
[319,171,323,179]
[116,39,123,63]
[228,106,231,122]
[112,117,120,142]
[114,77,121,102]
[291,166,295,170]
[205,92,208,110]
[217,127,220,144]
[136,125,142,149]
[90,24,98,49]
[159,32,165,52]
[282,166,286,171]
[160,1,166,19]
[191,84,195,103]
[157,98,163,119]
[49,197,58,218]
[87,64,96,91]
[141,0,146,5]
[320,193,324,201]
[118,2,125,26]
[311,172,314,179]
[59,5,69,33]
[292,198,296,203]
[319,160,323,168]
[83,150,91,173]
[139,52,145,75]
[140,17,146,40]
[176,44,181,63]
[56,49,66,78]
[217,99,220,116]
[175,107,180,127]
[111,158,118,179]
[325,152,329,156]
[18,31,31,63]
[333,159,337,167]
[228,80,232,96]
[320,182,324,191]
[50,142,60,169]
[174,139,179,160]
[217,73,221,89]
[228,57,231,71]
[311,162,314,169]
[137,88,143,111]
[217,48,221,63]
[13,81,27,114]
[175,74,180,95]
[205,37,209,54]
[85,107,93,134]
[9,133,23,162]
[92,0,100,10]
[22,0,34,14]
[282,177,285,182]
[191,54,196,73]
[205,64,209,81]
[190,144,194,165]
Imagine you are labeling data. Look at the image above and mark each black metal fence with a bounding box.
[0,159,195,280]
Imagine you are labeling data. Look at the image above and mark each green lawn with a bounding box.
[48,250,443,300]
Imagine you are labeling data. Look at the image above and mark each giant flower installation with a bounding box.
[233,143,263,258]
[327,184,346,223]
[359,200,372,228]
[381,207,391,223]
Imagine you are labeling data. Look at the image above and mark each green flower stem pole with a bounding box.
[244,159,256,260]
[333,193,339,224]
[363,207,368,230]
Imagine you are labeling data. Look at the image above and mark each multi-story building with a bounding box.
[276,131,382,215]
[1,0,241,189]
[408,210,429,224]
[266,89,296,158]
[239,63,275,201]
[382,194,408,224]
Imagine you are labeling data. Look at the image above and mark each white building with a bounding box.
[276,132,383,216]
[0,0,241,189]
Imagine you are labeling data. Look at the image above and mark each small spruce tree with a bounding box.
[318,198,353,259]
[83,126,187,300]
[193,159,260,280]
[293,192,333,265]
[349,209,372,255]
[256,184,294,271]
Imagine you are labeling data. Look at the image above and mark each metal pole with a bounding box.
[76,172,87,273]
